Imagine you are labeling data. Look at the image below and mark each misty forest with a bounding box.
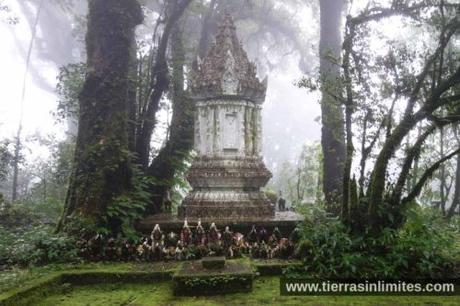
[0,0,460,305]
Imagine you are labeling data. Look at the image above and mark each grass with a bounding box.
[1,261,459,305]
[30,277,459,306]
[0,261,178,298]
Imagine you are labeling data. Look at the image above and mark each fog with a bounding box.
[1,0,453,206]
[0,0,322,185]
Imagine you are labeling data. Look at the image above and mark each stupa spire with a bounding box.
[191,13,267,102]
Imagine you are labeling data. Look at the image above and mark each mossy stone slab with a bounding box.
[201,256,226,269]
[173,260,254,296]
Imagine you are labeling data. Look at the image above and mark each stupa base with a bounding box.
[137,211,303,236]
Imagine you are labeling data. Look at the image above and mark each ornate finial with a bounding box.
[190,13,267,103]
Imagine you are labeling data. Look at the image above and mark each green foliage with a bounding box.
[61,216,100,240]
[263,187,278,204]
[0,202,40,229]
[106,168,154,238]
[15,137,75,224]
[55,62,85,121]
[182,275,249,288]
[271,142,322,207]
[0,139,12,182]
[0,204,81,268]
[0,225,81,267]
[24,198,63,222]
[288,205,459,279]
[169,150,193,212]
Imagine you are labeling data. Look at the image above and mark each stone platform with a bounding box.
[172,259,254,296]
[137,211,303,236]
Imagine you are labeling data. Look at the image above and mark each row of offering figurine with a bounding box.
[76,220,301,262]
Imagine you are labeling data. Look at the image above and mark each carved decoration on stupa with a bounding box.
[191,13,267,102]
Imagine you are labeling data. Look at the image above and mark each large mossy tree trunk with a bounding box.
[318,0,346,215]
[58,0,143,230]
[146,22,193,214]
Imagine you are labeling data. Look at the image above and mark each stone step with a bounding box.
[202,256,226,269]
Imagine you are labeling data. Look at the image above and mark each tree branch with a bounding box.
[391,124,436,203]
[402,147,460,205]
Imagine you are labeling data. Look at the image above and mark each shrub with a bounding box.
[0,202,40,229]
[263,188,278,204]
[0,225,82,268]
[287,205,458,279]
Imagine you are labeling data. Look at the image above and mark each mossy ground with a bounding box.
[0,262,178,299]
[1,262,459,305]
[32,277,459,306]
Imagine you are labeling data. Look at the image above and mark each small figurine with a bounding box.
[136,241,145,260]
[272,226,282,242]
[180,219,192,246]
[208,222,220,244]
[222,226,233,257]
[289,227,301,244]
[247,225,258,244]
[234,232,244,247]
[152,241,163,261]
[258,227,269,243]
[175,241,184,260]
[88,233,104,261]
[150,224,163,245]
[195,219,206,245]
[222,226,233,248]
[250,242,259,258]
[269,243,277,259]
[141,237,152,261]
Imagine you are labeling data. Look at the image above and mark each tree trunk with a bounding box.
[135,0,191,169]
[341,19,355,222]
[58,0,143,230]
[439,126,447,214]
[448,126,460,218]
[146,22,193,214]
[367,112,418,222]
[11,134,21,203]
[318,0,346,215]
[447,152,460,217]
[411,124,422,189]
[358,111,369,197]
